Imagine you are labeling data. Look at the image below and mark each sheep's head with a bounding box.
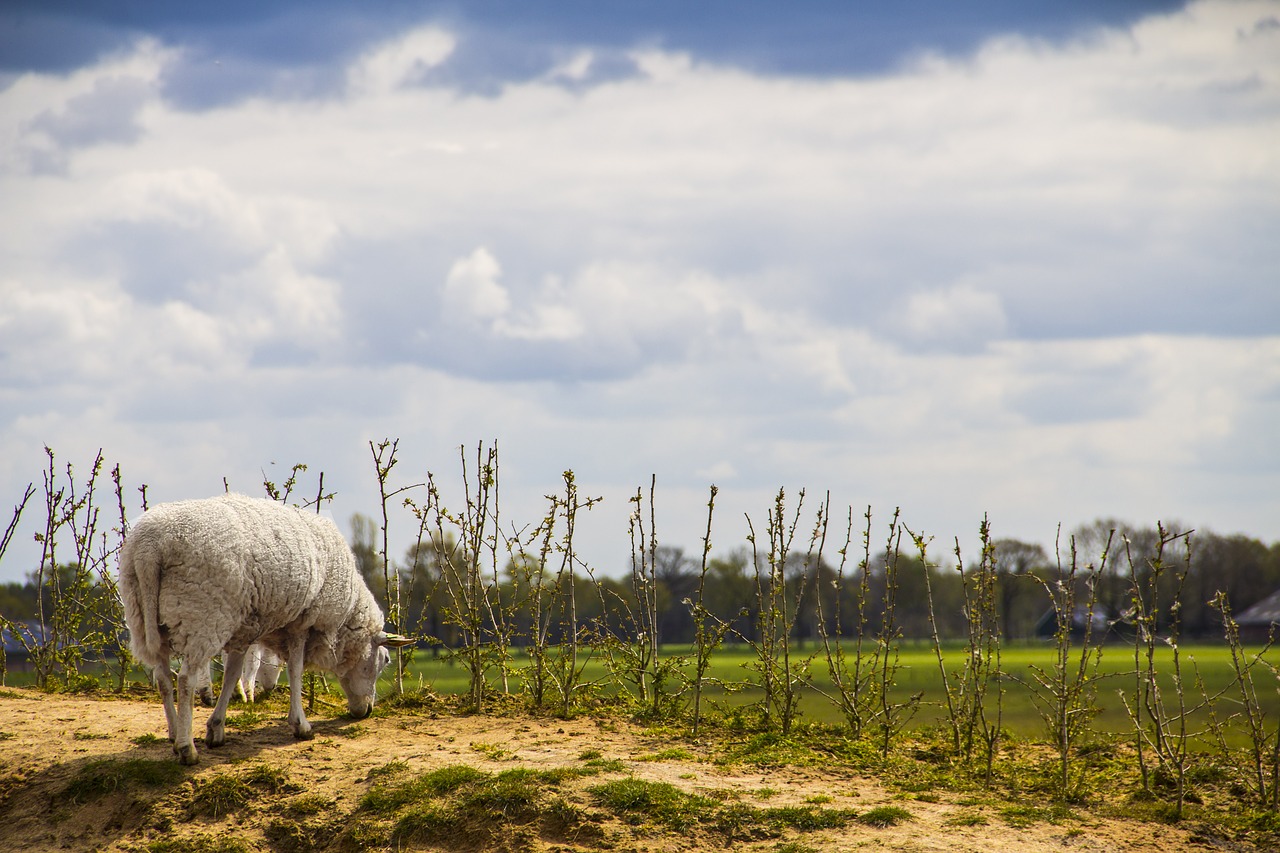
[338,632,414,718]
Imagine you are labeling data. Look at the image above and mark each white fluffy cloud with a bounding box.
[0,1,1277,581]
[347,27,456,95]
[443,247,511,322]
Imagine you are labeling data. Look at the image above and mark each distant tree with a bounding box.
[873,548,935,639]
[701,549,755,642]
[1069,519,1132,618]
[992,538,1051,641]
[653,546,696,645]
[401,534,452,647]
[349,513,384,602]
[0,580,38,621]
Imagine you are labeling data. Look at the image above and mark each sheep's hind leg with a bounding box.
[175,661,201,765]
[285,637,313,740]
[206,650,245,748]
[195,662,215,707]
[240,645,263,703]
[153,661,179,744]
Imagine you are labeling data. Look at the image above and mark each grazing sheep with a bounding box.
[119,493,412,764]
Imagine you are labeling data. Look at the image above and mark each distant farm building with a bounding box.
[1234,590,1280,644]
[1035,604,1117,640]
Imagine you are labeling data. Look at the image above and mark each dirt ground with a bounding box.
[0,687,1268,852]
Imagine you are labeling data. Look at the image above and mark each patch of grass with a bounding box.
[338,817,390,850]
[722,731,826,767]
[338,723,367,738]
[451,769,544,822]
[0,731,13,741]
[945,811,988,827]
[282,794,335,817]
[357,763,589,848]
[857,805,914,827]
[242,763,295,794]
[264,807,345,853]
[588,778,714,832]
[774,844,818,853]
[361,764,487,814]
[637,747,697,762]
[72,730,109,740]
[759,805,855,831]
[132,732,165,745]
[60,758,186,804]
[998,803,1074,828]
[143,836,254,853]
[581,753,627,773]
[469,741,511,761]
[188,764,297,819]
[365,760,409,780]
[264,818,316,853]
[188,774,252,819]
[224,709,265,730]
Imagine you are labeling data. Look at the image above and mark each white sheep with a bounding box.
[119,493,412,764]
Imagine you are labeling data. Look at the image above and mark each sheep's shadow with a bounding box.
[0,708,359,850]
[147,699,363,763]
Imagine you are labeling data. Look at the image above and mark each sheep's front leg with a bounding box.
[153,661,179,744]
[206,650,245,748]
[285,637,313,740]
[175,661,201,765]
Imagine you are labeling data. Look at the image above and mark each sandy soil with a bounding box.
[0,687,1267,852]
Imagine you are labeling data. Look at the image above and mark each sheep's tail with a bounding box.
[118,528,167,666]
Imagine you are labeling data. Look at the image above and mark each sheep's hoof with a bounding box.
[206,725,226,748]
[294,727,314,741]
[177,745,199,766]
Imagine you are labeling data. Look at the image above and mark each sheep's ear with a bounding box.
[379,632,416,649]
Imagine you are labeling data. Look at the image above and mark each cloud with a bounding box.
[27,74,151,163]
[442,247,511,322]
[1,1,1278,582]
[895,284,1008,352]
[347,27,455,96]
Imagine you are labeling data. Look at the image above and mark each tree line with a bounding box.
[339,512,1280,649]
[4,511,1276,654]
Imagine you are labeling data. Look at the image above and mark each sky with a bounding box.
[1,0,1278,586]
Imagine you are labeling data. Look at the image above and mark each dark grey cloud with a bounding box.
[2,1,1189,108]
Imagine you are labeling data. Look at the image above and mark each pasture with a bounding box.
[396,640,1277,744]
[6,641,1275,746]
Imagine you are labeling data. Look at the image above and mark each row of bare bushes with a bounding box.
[2,442,1279,815]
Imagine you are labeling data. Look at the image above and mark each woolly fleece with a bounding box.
[119,493,384,678]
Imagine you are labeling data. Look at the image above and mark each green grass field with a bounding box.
[8,641,1274,748]
[395,641,1279,744]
